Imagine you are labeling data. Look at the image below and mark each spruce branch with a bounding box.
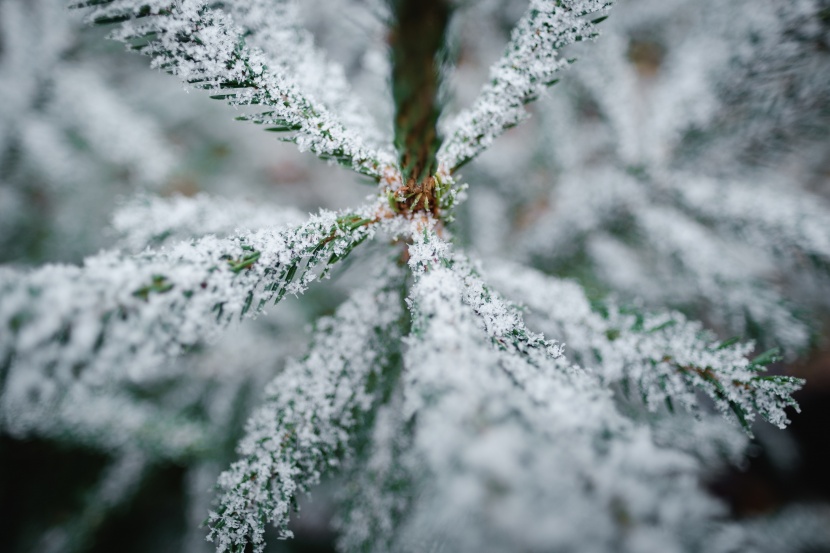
[0,1,822,551]
[519,169,812,351]
[406,230,563,365]
[439,0,612,172]
[400,232,728,553]
[72,0,396,178]
[208,266,406,553]
[487,263,804,432]
[671,174,830,270]
[0,207,384,386]
[334,391,413,553]
[223,0,390,150]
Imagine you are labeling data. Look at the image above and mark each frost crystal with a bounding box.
[397,234,729,552]
[209,267,405,553]
[440,0,612,171]
[0,207,386,384]
[78,0,395,176]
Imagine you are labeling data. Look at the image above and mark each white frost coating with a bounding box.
[224,0,391,150]
[208,267,404,553]
[18,114,95,189]
[704,0,830,165]
[399,234,735,553]
[504,0,830,352]
[486,263,803,430]
[439,0,612,171]
[79,0,396,178]
[570,19,724,169]
[0,0,73,145]
[518,166,816,351]
[0,1,173,187]
[408,232,563,365]
[520,167,646,258]
[630,204,810,351]
[0,205,386,385]
[2,1,819,551]
[0,0,185,261]
[112,193,306,251]
[650,413,748,470]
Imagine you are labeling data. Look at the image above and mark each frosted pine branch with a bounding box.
[0,0,185,261]
[439,0,612,172]
[208,266,405,553]
[705,0,830,165]
[489,0,828,353]
[400,234,731,552]
[407,230,563,365]
[73,0,395,178]
[51,66,177,185]
[519,169,812,350]
[1,1,824,551]
[0,208,382,384]
[487,264,804,431]
[224,0,390,149]
[631,204,810,351]
[112,193,305,251]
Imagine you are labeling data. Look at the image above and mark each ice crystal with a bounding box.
[439,0,612,171]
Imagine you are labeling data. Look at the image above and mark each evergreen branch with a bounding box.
[630,204,810,351]
[401,233,727,552]
[518,169,811,351]
[3,0,826,550]
[222,0,391,150]
[389,0,453,196]
[72,0,396,178]
[438,0,612,173]
[487,263,804,432]
[208,266,406,553]
[407,229,563,364]
[0,208,381,386]
[49,65,177,186]
[112,193,305,252]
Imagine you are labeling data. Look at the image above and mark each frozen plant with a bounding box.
[458,0,830,353]
[1,0,827,552]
